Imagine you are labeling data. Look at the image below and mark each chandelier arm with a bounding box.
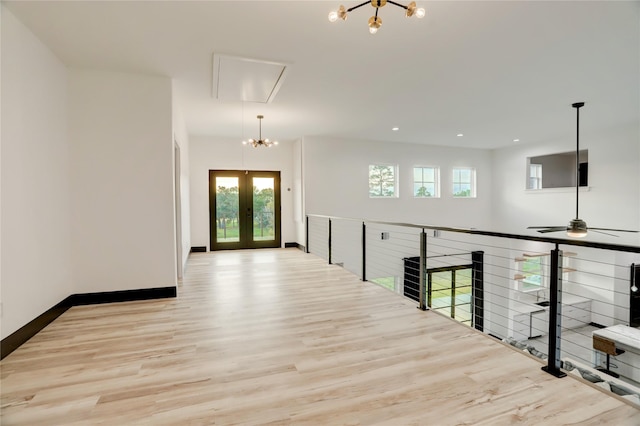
[348,1,371,12]
[387,0,408,9]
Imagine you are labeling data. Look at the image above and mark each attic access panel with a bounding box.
[212,54,289,103]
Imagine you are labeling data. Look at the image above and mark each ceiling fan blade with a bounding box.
[589,227,639,233]
[536,228,567,234]
[589,230,619,238]
[527,226,564,230]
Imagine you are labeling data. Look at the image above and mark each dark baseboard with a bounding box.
[284,242,298,248]
[1,286,176,360]
[69,286,177,306]
[191,246,207,252]
[284,242,306,251]
[590,322,606,329]
[1,297,73,360]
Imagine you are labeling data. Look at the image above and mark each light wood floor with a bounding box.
[1,249,638,425]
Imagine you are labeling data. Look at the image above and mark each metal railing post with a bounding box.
[328,218,332,265]
[419,229,428,311]
[362,222,367,281]
[305,215,310,253]
[471,251,484,332]
[542,246,567,378]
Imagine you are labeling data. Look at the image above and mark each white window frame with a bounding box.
[529,163,542,190]
[368,164,398,198]
[413,166,440,198]
[452,167,476,198]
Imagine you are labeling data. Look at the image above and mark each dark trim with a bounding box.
[361,222,367,282]
[305,216,310,253]
[285,242,305,251]
[542,248,567,378]
[1,286,176,360]
[69,286,176,306]
[191,246,207,252]
[590,322,606,329]
[1,297,73,360]
[328,219,332,265]
[472,251,484,332]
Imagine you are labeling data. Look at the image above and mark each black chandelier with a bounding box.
[242,115,278,148]
[329,0,425,34]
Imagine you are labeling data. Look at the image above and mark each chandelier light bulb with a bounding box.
[328,10,338,22]
[368,15,382,34]
[415,7,425,18]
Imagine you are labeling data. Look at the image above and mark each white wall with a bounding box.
[1,6,73,338]
[189,136,296,250]
[69,69,176,293]
[302,136,494,229]
[492,121,640,246]
[172,84,191,277]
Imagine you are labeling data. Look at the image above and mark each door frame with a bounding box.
[209,170,281,251]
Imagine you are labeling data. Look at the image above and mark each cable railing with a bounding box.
[305,214,640,406]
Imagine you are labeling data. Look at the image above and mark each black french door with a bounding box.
[209,170,281,250]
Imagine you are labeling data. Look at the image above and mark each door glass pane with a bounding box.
[216,177,240,243]
[252,177,275,241]
[454,269,472,325]
[431,271,451,311]
[430,269,473,326]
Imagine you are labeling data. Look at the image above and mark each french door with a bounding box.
[209,170,281,250]
[428,266,473,326]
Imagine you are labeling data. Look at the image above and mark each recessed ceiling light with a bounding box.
[392,127,399,131]
[457,133,463,137]
[513,138,520,143]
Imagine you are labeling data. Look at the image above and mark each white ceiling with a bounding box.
[5,0,639,149]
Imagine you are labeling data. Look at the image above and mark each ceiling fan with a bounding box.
[528,102,639,238]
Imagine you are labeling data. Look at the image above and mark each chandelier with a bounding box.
[242,115,278,148]
[329,0,425,34]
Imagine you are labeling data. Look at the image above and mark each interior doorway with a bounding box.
[209,170,281,250]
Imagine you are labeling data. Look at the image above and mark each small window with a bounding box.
[521,257,544,291]
[413,166,439,198]
[452,167,475,198]
[369,164,397,198]
[529,164,542,189]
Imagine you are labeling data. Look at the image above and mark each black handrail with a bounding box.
[306,214,640,254]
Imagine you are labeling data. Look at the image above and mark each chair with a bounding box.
[593,335,625,378]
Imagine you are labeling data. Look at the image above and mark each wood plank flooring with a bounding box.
[1,248,638,425]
